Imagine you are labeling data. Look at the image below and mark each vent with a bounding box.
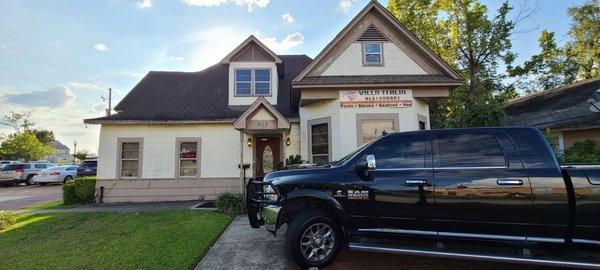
[357,25,389,42]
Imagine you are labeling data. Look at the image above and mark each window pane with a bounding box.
[311,123,328,134]
[235,69,251,81]
[180,142,198,158]
[255,69,270,82]
[121,160,138,177]
[179,160,197,177]
[122,142,139,151]
[262,145,274,174]
[365,54,381,63]
[364,43,381,53]
[366,136,425,169]
[312,155,329,165]
[121,150,139,159]
[361,119,394,145]
[236,83,251,95]
[312,134,328,144]
[255,82,270,95]
[438,133,506,167]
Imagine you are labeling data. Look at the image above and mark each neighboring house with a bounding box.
[506,76,600,151]
[46,140,71,164]
[84,1,462,203]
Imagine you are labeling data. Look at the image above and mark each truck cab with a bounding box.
[246,127,600,268]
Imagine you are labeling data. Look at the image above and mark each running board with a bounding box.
[348,242,600,269]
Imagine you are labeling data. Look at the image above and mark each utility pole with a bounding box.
[73,140,77,164]
[106,88,112,116]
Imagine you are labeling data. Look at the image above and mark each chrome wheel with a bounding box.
[300,223,335,262]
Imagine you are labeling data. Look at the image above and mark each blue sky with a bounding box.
[0,0,588,152]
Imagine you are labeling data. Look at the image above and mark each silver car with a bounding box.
[0,163,57,186]
[33,165,79,185]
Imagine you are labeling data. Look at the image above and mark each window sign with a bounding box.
[340,89,412,108]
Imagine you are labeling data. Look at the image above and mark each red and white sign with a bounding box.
[339,89,412,108]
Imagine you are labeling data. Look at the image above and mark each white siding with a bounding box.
[228,62,279,106]
[322,43,427,76]
[97,124,243,179]
[300,96,429,161]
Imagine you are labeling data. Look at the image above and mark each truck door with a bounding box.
[432,130,534,241]
[344,133,436,233]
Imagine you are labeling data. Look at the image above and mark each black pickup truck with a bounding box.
[247,127,600,268]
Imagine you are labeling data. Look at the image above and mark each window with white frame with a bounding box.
[308,117,331,165]
[363,43,383,65]
[235,68,271,96]
[118,138,142,178]
[177,138,200,177]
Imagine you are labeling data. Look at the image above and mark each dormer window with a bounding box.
[363,42,383,65]
[235,68,271,96]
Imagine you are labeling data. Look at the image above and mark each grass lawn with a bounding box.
[22,200,79,211]
[0,210,232,270]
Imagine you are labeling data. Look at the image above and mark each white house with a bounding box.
[84,1,462,203]
[46,140,71,164]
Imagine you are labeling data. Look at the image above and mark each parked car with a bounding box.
[0,160,18,170]
[77,159,97,176]
[33,165,79,185]
[0,163,57,186]
[247,127,600,268]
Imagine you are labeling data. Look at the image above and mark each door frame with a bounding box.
[253,133,284,177]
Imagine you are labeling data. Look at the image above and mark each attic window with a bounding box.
[363,43,383,65]
[235,68,271,96]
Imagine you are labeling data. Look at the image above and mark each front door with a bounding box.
[255,136,281,177]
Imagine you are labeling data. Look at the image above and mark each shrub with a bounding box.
[215,192,245,216]
[0,211,16,230]
[63,177,97,205]
[558,140,600,164]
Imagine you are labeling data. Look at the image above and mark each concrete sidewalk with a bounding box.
[196,216,288,270]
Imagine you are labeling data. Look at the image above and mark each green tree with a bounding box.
[388,0,520,128]
[73,150,91,162]
[0,112,34,131]
[565,0,600,79]
[0,131,54,161]
[508,31,578,93]
[31,129,56,146]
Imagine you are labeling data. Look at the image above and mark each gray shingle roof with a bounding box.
[505,76,600,130]
[293,74,462,86]
[85,55,312,123]
[52,140,70,150]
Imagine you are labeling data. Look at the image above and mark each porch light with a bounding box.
[285,137,291,146]
[247,138,252,147]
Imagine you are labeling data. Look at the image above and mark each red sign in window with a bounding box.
[180,152,197,159]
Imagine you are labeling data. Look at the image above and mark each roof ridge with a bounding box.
[508,76,600,105]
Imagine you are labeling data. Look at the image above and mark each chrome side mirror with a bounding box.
[355,154,376,177]
[365,154,376,170]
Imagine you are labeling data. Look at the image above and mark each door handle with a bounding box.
[496,179,523,186]
[405,179,428,185]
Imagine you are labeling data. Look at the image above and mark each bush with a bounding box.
[0,211,16,230]
[215,192,245,216]
[558,140,600,164]
[63,177,97,205]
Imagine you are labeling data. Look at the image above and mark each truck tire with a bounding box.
[285,210,342,268]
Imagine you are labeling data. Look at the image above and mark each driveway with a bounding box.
[0,184,62,210]
[198,216,560,270]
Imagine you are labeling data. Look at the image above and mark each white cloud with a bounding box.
[170,56,185,61]
[67,82,105,91]
[2,85,76,108]
[260,32,304,53]
[339,0,357,12]
[137,0,153,9]
[182,0,268,12]
[282,13,295,25]
[184,26,250,68]
[93,43,108,52]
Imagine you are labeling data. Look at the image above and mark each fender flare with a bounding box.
[277,189,350,236]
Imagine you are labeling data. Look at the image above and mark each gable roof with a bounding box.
[505,76,600,130]
[84,55,312,124]
[52,140,70,150]
[233,96,290,129]
[220,35,282,64]
[293,0,461,83]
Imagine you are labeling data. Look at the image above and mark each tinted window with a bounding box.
[2,164,23,171]
[365,135,426,169]
[23,164,31,169]
[586,169,600,185]
[80,161,97,167]
[35,164,46,169]
[437,133,506,167]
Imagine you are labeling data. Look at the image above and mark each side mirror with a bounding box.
[355,155,376,177]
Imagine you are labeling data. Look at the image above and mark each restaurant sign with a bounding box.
[340,89,412,108]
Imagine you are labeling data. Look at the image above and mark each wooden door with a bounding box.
[255,136,281,177]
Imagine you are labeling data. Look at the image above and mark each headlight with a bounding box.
[263,185,279,201]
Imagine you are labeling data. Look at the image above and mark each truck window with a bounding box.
[437,133,506,168]
[366,135,426,169]
[586,169,600,185]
